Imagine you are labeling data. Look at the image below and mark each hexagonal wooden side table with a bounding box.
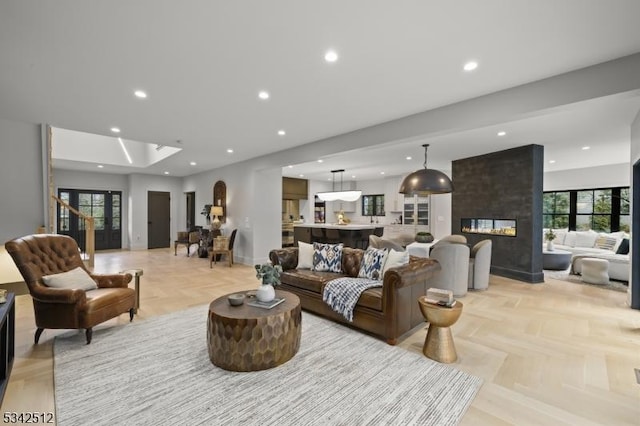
[418,297,463,363]
[207,290,301,371]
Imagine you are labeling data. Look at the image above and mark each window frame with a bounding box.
[362,194,385,216]
[543,186,628,232]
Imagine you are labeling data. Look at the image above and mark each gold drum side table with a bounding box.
[418,297,463,363]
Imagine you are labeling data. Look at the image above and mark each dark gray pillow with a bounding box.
[616,238,629,255]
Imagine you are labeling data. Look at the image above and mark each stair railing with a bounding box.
[52,195,95,268]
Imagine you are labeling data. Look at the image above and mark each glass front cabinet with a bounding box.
[403,195,429,226]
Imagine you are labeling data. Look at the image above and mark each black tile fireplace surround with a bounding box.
[452,144,544,283]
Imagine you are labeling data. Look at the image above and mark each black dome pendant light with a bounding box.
[399,144,453,196]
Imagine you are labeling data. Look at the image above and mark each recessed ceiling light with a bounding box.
[97,165,104,168]
[163,171,170,175]
[278,130,286,136]
[317,159,323,163]
[463,61,478,71]
[380,171,385,175]
[288,165,293,168]
[190,161,196,166]
[549,160,556,164]
[227,149,234,153]
[258,91,270,100]
[497,131,506,136]
[324,50,338,63]
[406,156,412,160]
[582,146,590,150]
[134,90,147,98]
[351,175,356,179]
[299,174,304,177]
[110,127,120,133]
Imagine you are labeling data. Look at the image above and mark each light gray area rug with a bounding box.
[54,306,482,426]
[544,268,628,292]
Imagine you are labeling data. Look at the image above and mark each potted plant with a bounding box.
[544,229,556,251]
[254,263,282,302]
[415,231,434,243]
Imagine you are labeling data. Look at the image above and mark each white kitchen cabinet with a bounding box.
[384,176,404,213]
[403,195,430,227]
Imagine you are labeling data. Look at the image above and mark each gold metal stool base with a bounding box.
[418,297,463,364]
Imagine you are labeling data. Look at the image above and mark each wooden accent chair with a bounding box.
[209,229,237,268]
[5,234,136,344]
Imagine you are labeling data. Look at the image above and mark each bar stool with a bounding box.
[311,227,325,243]
[358,229,374,249]
[325,228,341,244]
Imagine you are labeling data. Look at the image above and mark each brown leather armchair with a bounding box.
[5,234,136,344]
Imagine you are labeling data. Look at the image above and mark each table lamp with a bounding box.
[210,206,223,230]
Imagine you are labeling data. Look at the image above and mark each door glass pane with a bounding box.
[543,215,553,228]
[112,194,121,230]
[59,191,70,231]
[91,194,105,230]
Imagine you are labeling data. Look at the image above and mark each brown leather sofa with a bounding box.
[5,234,136,344]
[269,247,440,345]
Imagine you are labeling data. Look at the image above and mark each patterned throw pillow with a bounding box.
[594,235,618,251]
[358,247,389,280]
[313,243,344,273]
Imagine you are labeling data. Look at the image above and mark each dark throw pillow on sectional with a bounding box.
[616,238,629,255]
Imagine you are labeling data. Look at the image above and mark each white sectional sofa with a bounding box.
[545,229,630,282]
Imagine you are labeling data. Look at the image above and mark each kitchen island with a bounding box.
[293,224,379,248]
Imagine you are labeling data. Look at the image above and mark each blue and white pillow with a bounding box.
[358,247,389,280]
[313,243,344,273]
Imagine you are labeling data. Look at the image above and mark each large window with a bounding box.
[543,192,569,228]
[362,194,385,216]
[544,186,629,232]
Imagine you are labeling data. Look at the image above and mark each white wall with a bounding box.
[182,161,282,265]
[128,174,183,250]
[53,169,131,247]
[544,163,630,190]
[0,118,43,243]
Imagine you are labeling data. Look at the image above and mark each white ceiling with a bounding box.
[2,1,640,180]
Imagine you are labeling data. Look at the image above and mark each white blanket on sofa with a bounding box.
[322,277,382,322]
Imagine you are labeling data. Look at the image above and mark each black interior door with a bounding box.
[148,191,171,249]
[186,192,196,230]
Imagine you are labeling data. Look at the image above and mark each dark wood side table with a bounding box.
[207,290,301,372]
[418,297,463,363]
[0,293,15,404]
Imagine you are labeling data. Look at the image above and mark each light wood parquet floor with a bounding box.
[2,247,639,425]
